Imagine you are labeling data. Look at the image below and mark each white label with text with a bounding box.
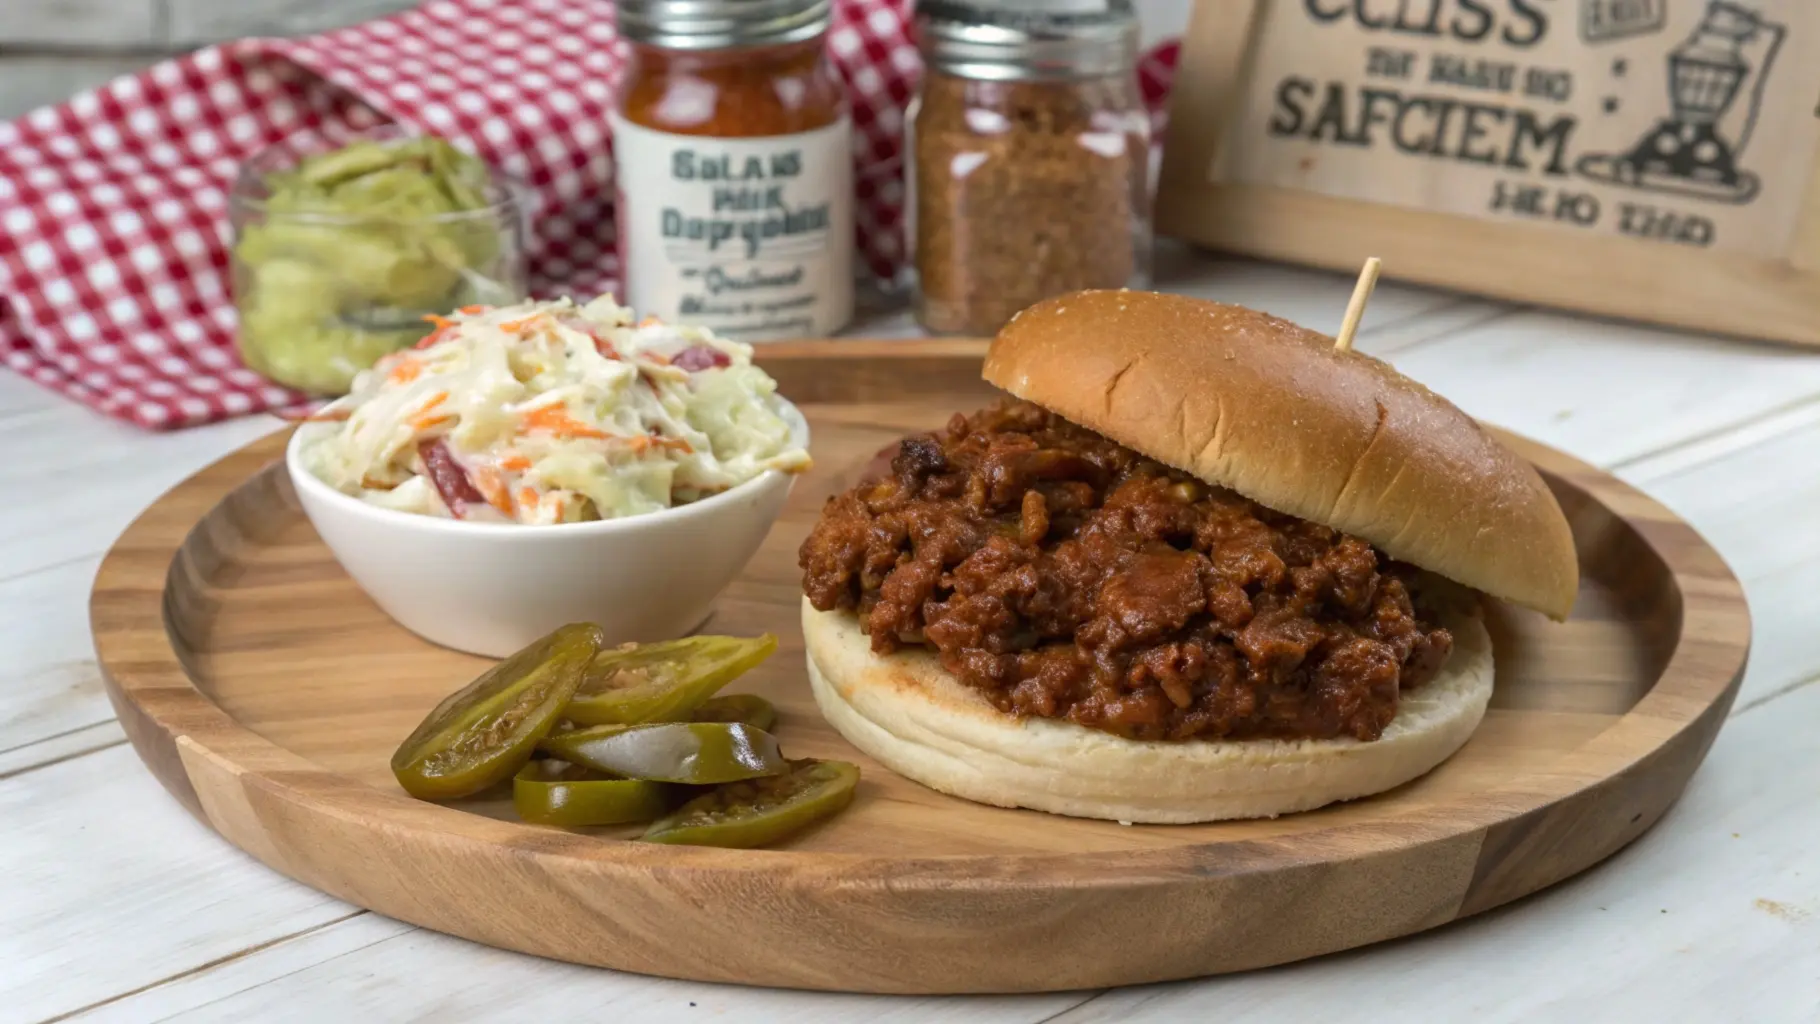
[612,114,854,340]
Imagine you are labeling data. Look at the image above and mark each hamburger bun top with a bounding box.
[984,290,1579,619]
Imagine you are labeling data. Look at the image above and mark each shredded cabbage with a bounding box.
[299,295,812,524]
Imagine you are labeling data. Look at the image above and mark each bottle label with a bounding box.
[611,113,855,340]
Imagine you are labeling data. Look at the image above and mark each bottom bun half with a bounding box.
[803,597,1494,824]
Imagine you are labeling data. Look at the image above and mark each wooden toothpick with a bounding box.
[1334,257,1382,353]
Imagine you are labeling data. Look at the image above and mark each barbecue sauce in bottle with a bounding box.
[613,0,854,339]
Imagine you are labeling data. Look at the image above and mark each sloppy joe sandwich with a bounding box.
[797,290,1579,823]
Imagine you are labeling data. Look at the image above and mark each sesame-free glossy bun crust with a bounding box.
[984,290,1579,619]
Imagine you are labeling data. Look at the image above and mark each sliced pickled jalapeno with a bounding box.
[512,760,677,827]
[390,623,602,800]
[642,759,860,848]
[690,693,777,731]
[566,634,778,726]
[540,722,786,784]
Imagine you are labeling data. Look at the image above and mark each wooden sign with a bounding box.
[1156,0,1820,346]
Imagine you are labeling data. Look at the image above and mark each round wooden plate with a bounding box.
[93,340,1749,994]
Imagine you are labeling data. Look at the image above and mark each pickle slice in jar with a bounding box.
[390,623,602,800]
[689,694,777,731]
[512,760,677,827]
[539,722,785,784]
[565,634,778,726]
[641,759,860,849]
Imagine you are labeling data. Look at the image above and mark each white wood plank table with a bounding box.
[3,254,1816,1024]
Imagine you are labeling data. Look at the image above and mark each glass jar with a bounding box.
[909,0,1152,336]
[613,0,854,340]
[228,130,527,395]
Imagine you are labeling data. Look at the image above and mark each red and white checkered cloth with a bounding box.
[0,0,1180,429]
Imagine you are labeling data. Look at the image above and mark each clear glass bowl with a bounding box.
[228,130,529,395]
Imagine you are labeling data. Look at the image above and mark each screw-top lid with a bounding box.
[615,0,832,50]
[915,0,1139,81]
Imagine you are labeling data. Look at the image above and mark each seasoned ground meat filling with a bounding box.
[799,400,1457,742]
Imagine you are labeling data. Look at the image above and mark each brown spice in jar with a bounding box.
[913,70,1148,337]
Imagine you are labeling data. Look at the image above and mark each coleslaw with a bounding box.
[297,295,812,524]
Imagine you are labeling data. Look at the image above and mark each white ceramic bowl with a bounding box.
[285,402,808,658]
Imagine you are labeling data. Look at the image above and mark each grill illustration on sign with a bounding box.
[1577,1,1786,204]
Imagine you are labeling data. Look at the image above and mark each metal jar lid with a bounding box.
[915,0,1139,81]
[615,0,831,50]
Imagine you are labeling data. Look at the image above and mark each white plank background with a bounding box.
[0,252,1814,1023]
[2,0,419,119]
[5,1,163,48]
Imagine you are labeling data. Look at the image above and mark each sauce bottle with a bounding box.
[613,0,854,340]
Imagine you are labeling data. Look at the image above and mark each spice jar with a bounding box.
[613,0,854,340]
[909,0,1152,336]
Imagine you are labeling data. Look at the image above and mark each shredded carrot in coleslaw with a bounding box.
[468,464,515,515]
[296,295,811,524]
[521,405,609,439]
[498,315,546,334]
[387,358,423,384]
